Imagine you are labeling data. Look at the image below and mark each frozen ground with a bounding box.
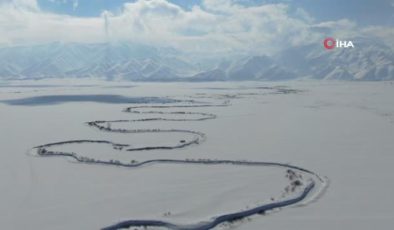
[0,80,393,229]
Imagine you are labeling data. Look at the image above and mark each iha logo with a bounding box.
[323,37,354,50]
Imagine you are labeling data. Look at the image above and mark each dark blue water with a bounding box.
[1,94,179,106]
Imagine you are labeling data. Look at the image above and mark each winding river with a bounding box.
[31,88,326,230]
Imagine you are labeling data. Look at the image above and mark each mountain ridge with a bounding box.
[1,38,393,81]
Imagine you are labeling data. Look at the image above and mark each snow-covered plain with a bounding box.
[1,80,393,229]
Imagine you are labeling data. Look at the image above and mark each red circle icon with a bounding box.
[324,37,336,50]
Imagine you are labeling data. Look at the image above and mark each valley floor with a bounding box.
[0,80,393,230]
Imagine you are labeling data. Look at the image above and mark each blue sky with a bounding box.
[38,0,203,15]
[37,0,394,26]
[292,0,394,26]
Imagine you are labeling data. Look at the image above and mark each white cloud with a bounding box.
[2,0,389,54]
[99,0,317,54]
[309,18,358,39]
[47,0,78,11]
[362,26,394,49]
[72,0,78,11]
[0,0,38,10]
[313,19,357,30]
[0,0,103,45]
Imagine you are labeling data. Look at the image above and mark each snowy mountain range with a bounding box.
[0,42,198,81]
[0,38,393,81]
[275,37,394,81]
